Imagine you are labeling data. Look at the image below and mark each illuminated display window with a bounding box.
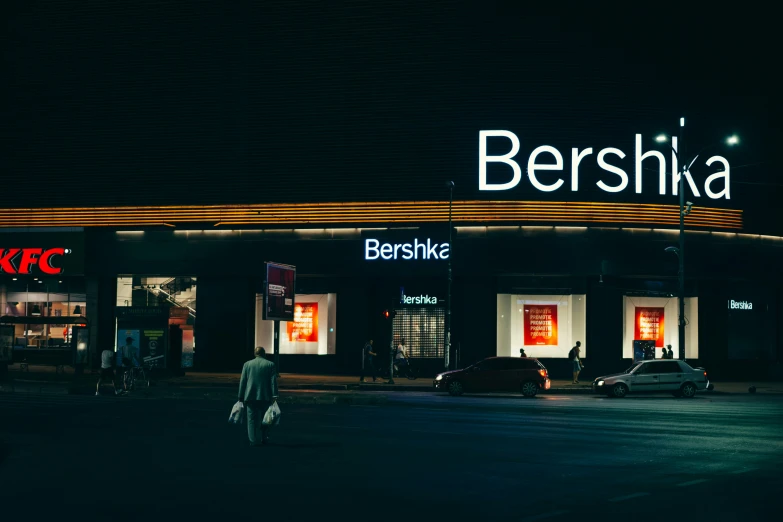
[622,296,698,359]
[496,294,586,358]
[255,293,336,355]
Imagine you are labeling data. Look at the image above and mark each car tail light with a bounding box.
[704,371,707,377]
[539,369,547,378]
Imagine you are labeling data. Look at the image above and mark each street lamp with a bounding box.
[657,122,739,361]
[445,181,454,371]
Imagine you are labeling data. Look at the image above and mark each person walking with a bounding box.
[360,339,379,383]
[238,346,279,447]
[96,348,120,396]
[519,348,527,357]
[664,345,673,359]
[569,341,583,384]
[393,337,409,379]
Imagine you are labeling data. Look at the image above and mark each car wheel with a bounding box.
[680,382,697,398]
[521,381,538,397]
[448,381,464,396]
[611,383,628,398]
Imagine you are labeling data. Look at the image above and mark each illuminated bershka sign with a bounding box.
[0,248,72,275]
[479,131,731,199]
[365,238,450,261]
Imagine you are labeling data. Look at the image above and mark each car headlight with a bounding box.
[435,375,443,381]
[597,380,605,386]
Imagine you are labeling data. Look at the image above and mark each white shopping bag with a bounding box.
[228,401,244,424]
[262,401,281,426]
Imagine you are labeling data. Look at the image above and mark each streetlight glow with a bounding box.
[680,117,685,127]
[726,135,739,145]
[655,134,669,143]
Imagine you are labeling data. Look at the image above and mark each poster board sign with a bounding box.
[287,303,318,342]
[634,307,665,348]
[523,304,558,346]
[263,262,296,321]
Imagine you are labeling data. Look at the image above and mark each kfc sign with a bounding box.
[479,131,731,199]
[0,247,71,275]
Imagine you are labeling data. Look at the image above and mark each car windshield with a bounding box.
[626,363,643,374]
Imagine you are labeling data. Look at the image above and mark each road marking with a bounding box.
[730,468,757,474]
[677,479,709,487]
[521,510,569,521]
[609,492,650,502]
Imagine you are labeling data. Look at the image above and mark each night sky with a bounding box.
[3,1,778,232]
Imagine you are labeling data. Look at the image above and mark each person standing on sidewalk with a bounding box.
[394,338,409,377]
[570,341,583,384]
[96,348,120,396]
[360,339,379,383]
[238,346,279,447]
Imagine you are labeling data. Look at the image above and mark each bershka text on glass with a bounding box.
[728,300,753,310]
[364,238,450,260]
[479,131,731,199]
[400,294,439,305]
[0,247,71,275]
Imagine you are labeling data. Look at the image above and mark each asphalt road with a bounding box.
[1,391,781,522]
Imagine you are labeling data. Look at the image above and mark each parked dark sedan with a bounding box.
[434,356,550,397]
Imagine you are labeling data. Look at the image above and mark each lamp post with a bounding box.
[445,181,454,371]
[657,123,739,361]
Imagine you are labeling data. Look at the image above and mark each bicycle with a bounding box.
[122,355,162,392]
[123,364,148,392]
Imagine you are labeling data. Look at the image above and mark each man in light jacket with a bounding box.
[238,346,279,446]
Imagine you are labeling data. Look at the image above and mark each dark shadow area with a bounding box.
[266,441,343,449]
[0,442,10,465]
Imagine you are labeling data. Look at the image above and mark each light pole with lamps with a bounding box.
[445,181,454,371]
[656,121,739,360]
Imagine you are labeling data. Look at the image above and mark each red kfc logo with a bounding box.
[0,247,69,275]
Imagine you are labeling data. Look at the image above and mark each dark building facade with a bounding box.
[3,222,780,381]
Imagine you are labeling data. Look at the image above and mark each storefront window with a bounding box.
[255,293,337,355]
[622,296,698,359]
[497,294,586,358]
[116,276,197,367]
[0,277,86,348]
[392,307,445,358]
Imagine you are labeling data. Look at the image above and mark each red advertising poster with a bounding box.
[634,307,665,347]
[287,303,318,342]
[524,305,558,345]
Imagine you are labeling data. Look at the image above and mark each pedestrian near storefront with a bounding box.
[238,346,279,447]
[95,348,120,396]
[360,339,379,382]
[519,348,527,357]
[569,341,583,384]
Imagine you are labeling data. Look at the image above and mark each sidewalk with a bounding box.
[4,364,783,396]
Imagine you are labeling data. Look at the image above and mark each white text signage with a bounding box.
[365,238,450,261]
[479,131,731,199]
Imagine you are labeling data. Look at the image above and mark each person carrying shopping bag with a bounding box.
[238,346,279,446]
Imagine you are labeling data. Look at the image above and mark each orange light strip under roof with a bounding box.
[0,200,743,229]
